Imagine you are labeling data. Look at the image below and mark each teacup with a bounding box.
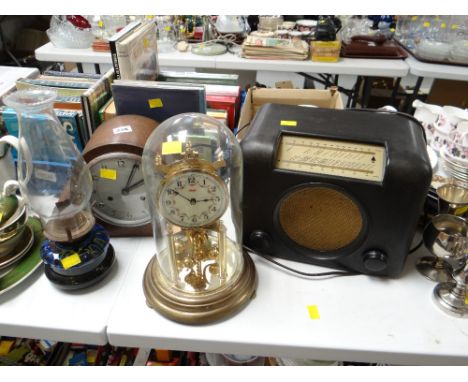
[412,100,443,144]
[447,130,468,162]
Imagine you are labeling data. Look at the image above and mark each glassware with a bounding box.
[2,89,115,289]
[47,15,95,49]
[142,113,256,323]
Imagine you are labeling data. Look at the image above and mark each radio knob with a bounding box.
[362,250,388,273]
[249,230,271,252]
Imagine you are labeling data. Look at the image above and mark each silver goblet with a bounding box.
[417,214,468,282]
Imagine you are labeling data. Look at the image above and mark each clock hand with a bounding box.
[122,179,144,195]
[124,164,139,190]
[171,189,196,205]
[196,198,213,202]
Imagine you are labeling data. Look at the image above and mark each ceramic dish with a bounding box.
[0,225,34,270]
[0,218,44,296]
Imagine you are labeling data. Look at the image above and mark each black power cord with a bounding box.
[243,245,359,278]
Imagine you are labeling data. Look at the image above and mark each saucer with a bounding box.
[427,145,438,170]
[0,225,34,270]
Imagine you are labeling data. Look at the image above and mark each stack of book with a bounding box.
[0,69,114,153]
[241,35,310,60]
[109,20,159,81]
[156,71,241,129]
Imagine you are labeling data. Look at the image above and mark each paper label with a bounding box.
[162,141,183,155]
[35,168,57,183]
[423,21,431,27]
[143,38,149,48]
[307,305,320,320]
[281,120,298,127]
[164,25,171,31]
[411,16,419,21]
[465,293,468,305]
[441,23,447,29]
[0,213,3,222]
[98,20,104,28]
[61,253,82,270]
[112,125,133,135]
[100,168,117,181]
[148,98,163,108]
[452,24,459,30]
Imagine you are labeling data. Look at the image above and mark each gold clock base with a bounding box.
[143,251,257,324]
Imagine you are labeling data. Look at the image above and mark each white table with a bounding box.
[35,42,409,77]
[0,237,140,345]
[106,238,468,365]
[0,66,39,103]
[404,56,468,112]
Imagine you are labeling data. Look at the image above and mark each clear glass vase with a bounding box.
[2,89,94,242]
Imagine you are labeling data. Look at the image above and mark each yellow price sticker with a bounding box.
[452,24,459,30]
[162,141,183,155]
[465,292,468,305]
[307,305,320,320]
[164,25,172,31]
[0,212,3,222]
[98,20,104,28]
[441,23,447,29]
[423,21,431,27]
[411,16,419,21]
[120,355,128,366]
[143,38,149,48]
[61,253,82,270]
[148,98,163,109]
[100,168,117,181]
[0,340,14,356]
[281,120,298,127]
[87,350,97,364]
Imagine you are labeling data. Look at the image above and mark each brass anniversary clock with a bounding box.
[82,115,159,236]
[141,113,257,324]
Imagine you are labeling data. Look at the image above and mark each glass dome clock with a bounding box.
[142,113,257,324]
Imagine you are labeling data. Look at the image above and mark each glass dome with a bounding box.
[142,113,244,295]
[3,90,94,242]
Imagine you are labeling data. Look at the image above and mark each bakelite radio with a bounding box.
[241,104,432,277]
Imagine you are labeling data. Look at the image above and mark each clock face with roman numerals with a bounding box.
[159,170,228,228]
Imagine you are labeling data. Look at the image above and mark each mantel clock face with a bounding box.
[159,170,228,228]
[88,152,150,227]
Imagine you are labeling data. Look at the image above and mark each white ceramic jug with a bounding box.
[412,99,443,144]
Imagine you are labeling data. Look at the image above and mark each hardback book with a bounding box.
[206,95,238,129]
[108,20,142,80]
[157,71,239,86]
[98,97,116,123]
[115,21,159,81]
[112,80,206,124]
[80,68,114,139]
[15,79,88,97]
[43,71,103,80]
[17,77,94,89]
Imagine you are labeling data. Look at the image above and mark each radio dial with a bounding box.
[362,250,388,273]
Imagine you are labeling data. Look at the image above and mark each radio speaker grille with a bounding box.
[279,187,363,252]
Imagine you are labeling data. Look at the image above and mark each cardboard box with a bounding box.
[237,87,344,139]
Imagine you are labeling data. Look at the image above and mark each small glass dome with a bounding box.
[142,113,244,296]
[3,89,94,242]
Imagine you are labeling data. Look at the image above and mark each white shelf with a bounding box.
[106,239,468,365]
[406,56,468,81]
[0,237,140,345]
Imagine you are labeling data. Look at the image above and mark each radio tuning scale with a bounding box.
[276,135,386,182]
